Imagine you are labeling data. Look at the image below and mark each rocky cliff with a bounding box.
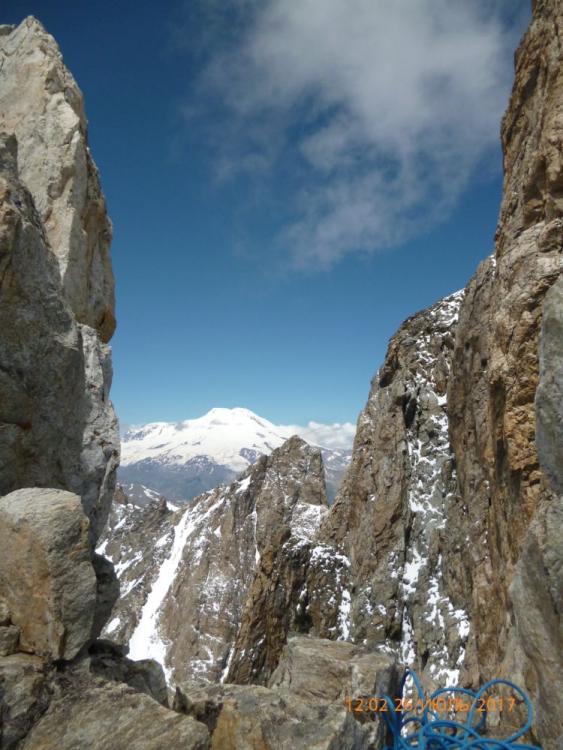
[447,2,562,744]
[0,17,115,341]
[0,18,118,542]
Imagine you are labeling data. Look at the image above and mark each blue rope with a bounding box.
[379,669,542,750]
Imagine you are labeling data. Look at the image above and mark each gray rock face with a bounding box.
[0,488,97,661]
[0,12,119,545]
[0,129,118,543]
[505,268,563,748]
[0,17,115,341]
[536,276,563,495]
[508,494,562,748]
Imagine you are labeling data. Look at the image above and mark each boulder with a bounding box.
[0,488,97,660]
[268,634,398,703]
[19,680,209,750]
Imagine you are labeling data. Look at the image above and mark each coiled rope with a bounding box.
[379,669,541,750]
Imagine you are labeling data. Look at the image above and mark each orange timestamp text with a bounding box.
[344,695,518,714]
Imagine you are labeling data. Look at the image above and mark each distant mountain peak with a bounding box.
[120,408,354,503]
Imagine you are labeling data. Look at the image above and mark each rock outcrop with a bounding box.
[17,672,209,750]
[0,487,212,750]
[0,18,118,543]
[445,3,563,745]
[0,489,96,661]
[0,112,118,545]
[0,16,115,340]
[267,634,397,705]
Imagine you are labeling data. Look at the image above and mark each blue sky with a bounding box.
[6,0,531,427]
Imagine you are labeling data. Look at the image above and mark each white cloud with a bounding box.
[188,0,529,268]
[279,421,356,451]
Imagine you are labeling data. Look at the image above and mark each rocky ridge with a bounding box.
[105,290,471,694]
[101,436,330,685]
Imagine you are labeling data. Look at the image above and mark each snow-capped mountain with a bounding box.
[119,407,353,503]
